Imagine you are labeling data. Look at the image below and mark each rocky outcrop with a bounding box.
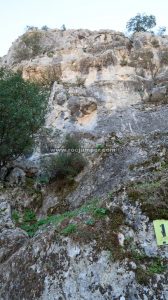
[0,29,168,299]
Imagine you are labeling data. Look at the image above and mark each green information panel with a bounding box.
[153,220,168,246]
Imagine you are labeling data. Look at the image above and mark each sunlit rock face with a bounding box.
[0,30,168,300]
[3,29,168,133]
[2,29,168,134]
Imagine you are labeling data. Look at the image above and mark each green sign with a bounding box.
[153,220,168,246]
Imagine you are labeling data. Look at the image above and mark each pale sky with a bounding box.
[0,0,168,56]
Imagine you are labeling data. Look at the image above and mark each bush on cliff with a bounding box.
[126,13,156,33]
[0,68,48,167]
[42,135,86,182]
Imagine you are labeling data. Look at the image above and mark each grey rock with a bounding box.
[8,167,26,185]
[0,167,8,181]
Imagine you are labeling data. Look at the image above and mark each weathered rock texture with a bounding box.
[0,29,168,299]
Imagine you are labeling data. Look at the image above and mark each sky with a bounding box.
[0,0,168,56]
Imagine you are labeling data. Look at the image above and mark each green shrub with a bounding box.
[76,76,86,87]
[61,224,77,235]
[43,135,86,182]
[148,258,167,274]
[12,210,20,224]
[41,25,49,31]
[26,25,39,31]
[120,56,128,66]
[93,207,109,218]
[126,13,156,33]
[157,26,166,36]
[49,152,86,181]
[14,31,43,63]
[12,209,38,237]
[135,267,150,285]
[23,209,37,223]
[63,134,80,150]
[96,144,104,152]
[151,38,160,48]
[47,51,54,58]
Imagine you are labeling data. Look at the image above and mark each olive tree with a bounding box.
[126,13,156,33]
[0,68,48,166]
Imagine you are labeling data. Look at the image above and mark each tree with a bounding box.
[61,24,66,31]
[0,68,48,167]
[157,26,166,36]
[126,13,156,33]
[41,25,49,31]
[26,25,38,31]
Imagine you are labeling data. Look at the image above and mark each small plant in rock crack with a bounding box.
[93,207,109,218]
[20,210,38,237]
[148,258,167,274]
[108,191,113,199]
[61,224,77,235]
[12,210,20,224]
[96,144,104,152]
[85,219,95,226]
[44,134,87,182]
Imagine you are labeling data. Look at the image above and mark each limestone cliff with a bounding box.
[0,29,168,300]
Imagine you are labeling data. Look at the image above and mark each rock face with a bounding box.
[0,29,168,299]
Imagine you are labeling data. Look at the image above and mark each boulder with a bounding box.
[8,167,26,186]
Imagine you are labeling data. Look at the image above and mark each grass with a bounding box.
[135,257,167,285]
[43,135,87,183]
[147,258,167,274]
[93,207,109,218]
[85,219,95,226]
[11,199,126,264]
[61,224,77,235]
[124,237,167,285]
[135,267,150,285]
[12,198,103,237]
[12,210,20,224]
[127,177,168,220]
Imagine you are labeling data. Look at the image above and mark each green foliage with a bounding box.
[45,135,86,181]
[148,258,167,274]
[126,13,156,33]
[26,25,39,31]
[36,175,50,185]
[135,267,150,285]
[61,24,66,31]
[61,224,77,235]
[93,207,109,218]
[14,31,43,62]
[108,191,113,198]
[47,51,54,58]
[85,219,95,226]
[63,134,80,151]
[23,209,37,223]
[76,76,86,87]
[12,209,38,237]
[12,198,100,237]
[135,257,166,285]
[22,31,42,55]
[151,38,160,48]
[0,68,48,166]
[96,144,104,152]
[127,178,168,220]
[12,210,20,224]
[41,25,49,31]
[157,26,166,36]
[120,56,128,66]
[20,209,38,237]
